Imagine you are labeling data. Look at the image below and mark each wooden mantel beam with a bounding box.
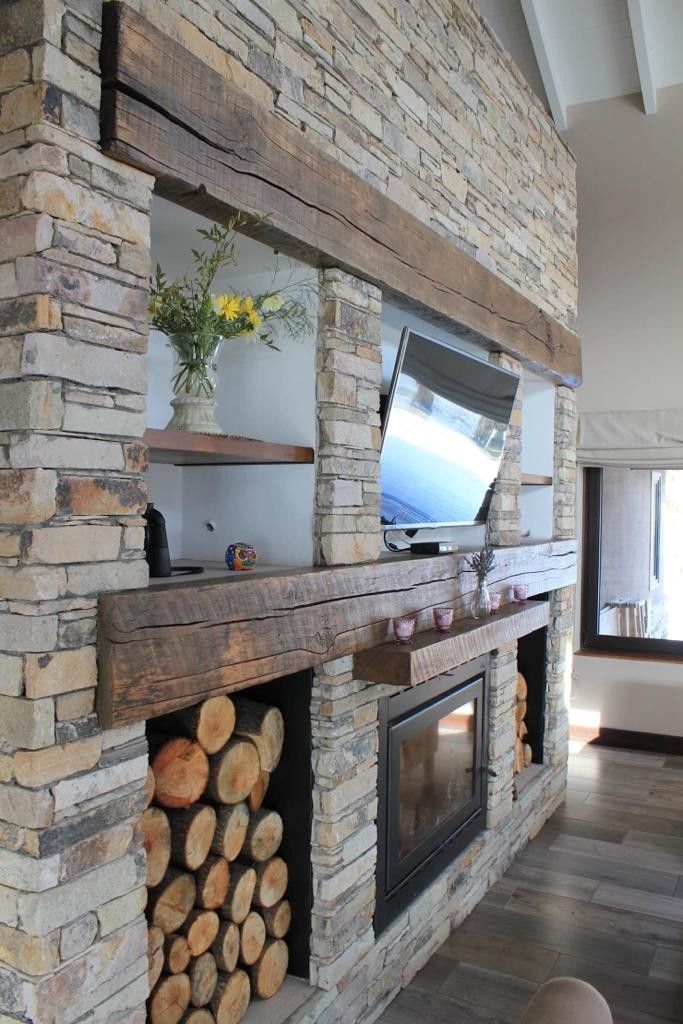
[97,541,577,728]
[99,3,581,387]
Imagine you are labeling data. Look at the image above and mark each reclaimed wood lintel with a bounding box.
[97,541,576,729]
[354,600,550,687]
[99,2,581,387]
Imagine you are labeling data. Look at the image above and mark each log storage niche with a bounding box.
[144,693,290,1024]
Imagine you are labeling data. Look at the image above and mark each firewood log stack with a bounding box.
[514,671,533,774]
[143,694,290,1024]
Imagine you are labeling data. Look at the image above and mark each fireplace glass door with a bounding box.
[377,657,487,929]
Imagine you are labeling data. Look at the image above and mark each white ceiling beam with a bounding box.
[520,0,567,131]
[627,0,657,114]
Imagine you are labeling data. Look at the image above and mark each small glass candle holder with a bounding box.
[513,584,529,603]
[432,607,454,633]
[392,616,416,645]
[489,592,502,612]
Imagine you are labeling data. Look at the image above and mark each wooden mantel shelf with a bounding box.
[521,473,553,487]
[354,600,549,687]
[145,428,314,466]
[97,541,576,729]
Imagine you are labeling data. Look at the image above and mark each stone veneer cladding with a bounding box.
[0,1,153,1019]
[0,0,578,1020]
[314,270,382,566]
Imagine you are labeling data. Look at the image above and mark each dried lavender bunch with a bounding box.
[465,545,495,583]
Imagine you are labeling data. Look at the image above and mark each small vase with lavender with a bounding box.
[465,545,495,619]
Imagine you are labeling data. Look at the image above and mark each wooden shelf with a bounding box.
[145,428,314,467]
[354,600,549,687]
[521,473,553,486]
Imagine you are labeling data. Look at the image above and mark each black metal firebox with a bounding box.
[375,655,489,932]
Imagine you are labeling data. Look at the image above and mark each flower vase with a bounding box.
[166,333,224,435]
[470,579,492,619]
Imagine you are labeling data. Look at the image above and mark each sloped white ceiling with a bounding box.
[473,0,683,129]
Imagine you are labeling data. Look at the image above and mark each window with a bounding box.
[582,467,683,655]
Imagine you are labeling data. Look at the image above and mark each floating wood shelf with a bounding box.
[354,600,549,688]
[145,428,314,467]
[521,473,553,486]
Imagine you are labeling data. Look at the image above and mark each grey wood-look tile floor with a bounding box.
[379,743,683,1024]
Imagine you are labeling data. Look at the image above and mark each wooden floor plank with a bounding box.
[442,928,559,982]
[592,882,683,924]
[503,888,683,949]
[520,844,680,895]
[464,902,656,975]
[650,945,683,983]
[552,833,683,875]
[504,862,600,901]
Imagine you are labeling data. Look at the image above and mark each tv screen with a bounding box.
[380,330,520,529]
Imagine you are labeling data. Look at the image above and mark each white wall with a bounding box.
[520,374,554,541]
[147,197,317,567]
[564,85,683,736]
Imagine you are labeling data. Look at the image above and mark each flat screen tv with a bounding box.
[380,329,520,529]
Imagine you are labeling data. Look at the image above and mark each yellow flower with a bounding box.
[215,295,241,321]
[261,294,283,313]
[240,296,255,314]
[247,308,262,329]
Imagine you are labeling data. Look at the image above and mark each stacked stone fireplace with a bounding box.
[0,1,580,1022]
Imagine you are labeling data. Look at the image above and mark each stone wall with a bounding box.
[0,0,153,1019]
[121,0,578,331]
[314,270,382,566]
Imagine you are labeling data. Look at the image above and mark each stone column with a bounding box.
[314,269,382,567]
[0,2,153,1019]
[486,643,516,827]
[309,658,380,993]
[544,586,574,770]
[486,352,522,546]
[553,385,578,539]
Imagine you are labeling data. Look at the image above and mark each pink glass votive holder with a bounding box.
[513,584,529,602]
[489,592,502,612]
[392,616,416,645]
[433,607,454,633]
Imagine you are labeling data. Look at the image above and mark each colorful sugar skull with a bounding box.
[225,542,257,571]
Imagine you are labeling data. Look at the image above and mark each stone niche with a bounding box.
[0,0,578,1022]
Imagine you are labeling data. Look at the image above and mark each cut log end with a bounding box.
[149,868,196,935]
[182,909,220,957]
[207,738,260,805]
[239,910,266,967]
[212,920,240,974]
[196,855,230,910]
[222,863,257,925]
[149,973,191,1024]
[262,900,291,939]
[169,804,217,872]
[152,738,209,809]
[211,968,251,1024]
[253,857,288,909]
[242,809,283,863]
[190,951,219,1008]
[250,937,288,999]
[164,933,191,975]
[142,806,171,888]
[147,925,164,991]
[212,802,250,862]
[233,698,284,772]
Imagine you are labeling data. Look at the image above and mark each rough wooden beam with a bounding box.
[354,600,549,686]
[99,3,581,387]
[97,541,577,728]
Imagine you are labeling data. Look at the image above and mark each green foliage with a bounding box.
[149,211,312,395]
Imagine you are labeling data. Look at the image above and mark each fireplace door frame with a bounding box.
[376,655,489,931]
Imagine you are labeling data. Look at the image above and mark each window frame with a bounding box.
[581,466,683,657]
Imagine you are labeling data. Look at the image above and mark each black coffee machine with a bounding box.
[143,503,204,578]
